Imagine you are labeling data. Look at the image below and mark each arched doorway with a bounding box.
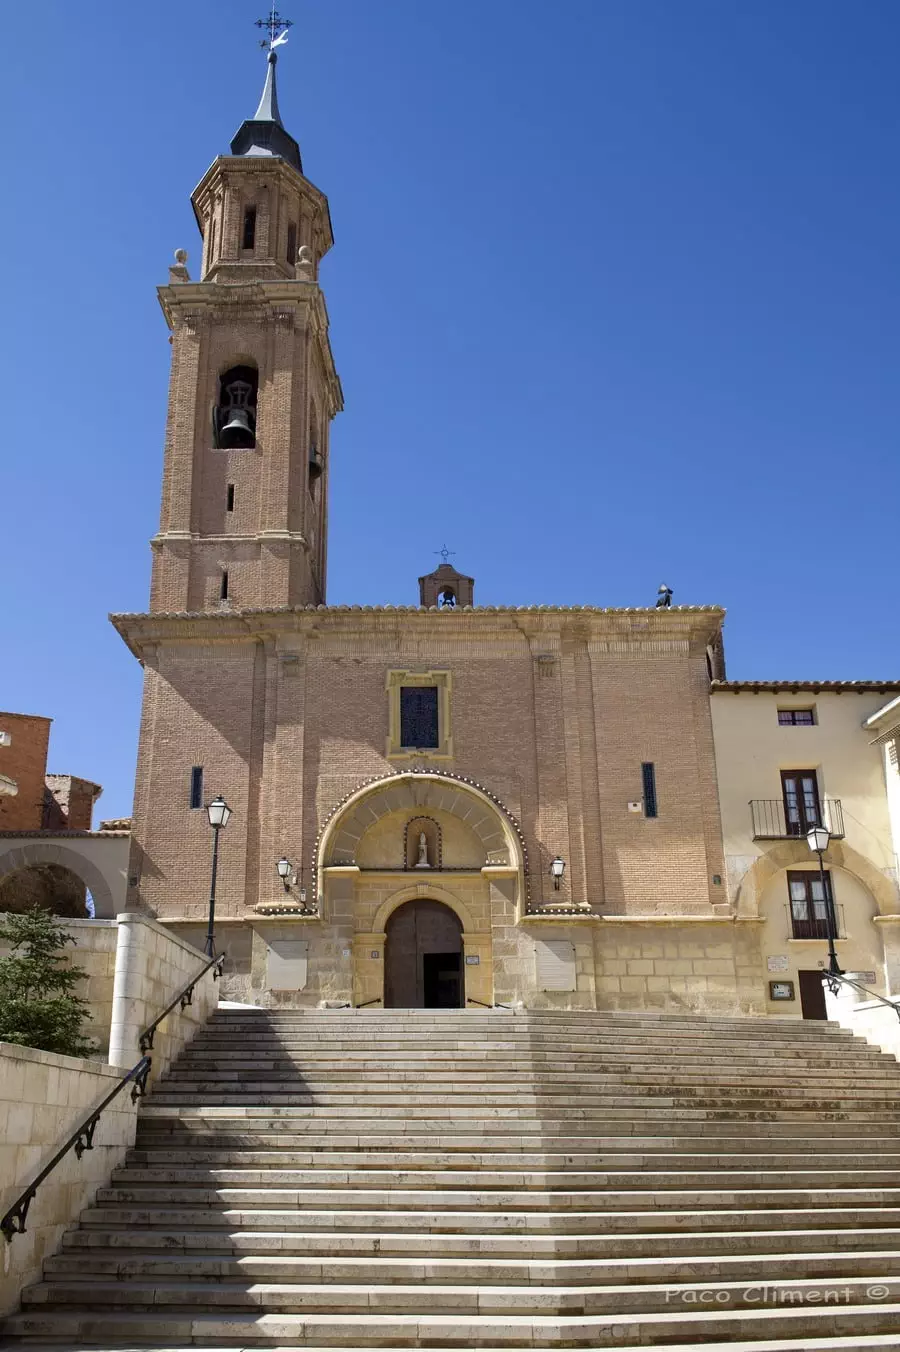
[384,899,464,1008]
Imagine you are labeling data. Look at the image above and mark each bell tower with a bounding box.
[150,21,342,614]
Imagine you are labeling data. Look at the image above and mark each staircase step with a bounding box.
[5,1007,900,1352]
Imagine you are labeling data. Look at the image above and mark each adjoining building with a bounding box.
[0,712,129,918]
[710,682,900,1018]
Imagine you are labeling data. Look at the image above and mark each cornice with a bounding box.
[109,605,724,663]
[712,680,900,695]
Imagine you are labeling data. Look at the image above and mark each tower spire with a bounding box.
[231,8,301,172]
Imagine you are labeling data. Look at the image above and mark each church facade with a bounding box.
[112,50,896,1016]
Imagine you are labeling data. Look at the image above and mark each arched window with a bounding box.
[438,587,457,609]
[213,365,258,449]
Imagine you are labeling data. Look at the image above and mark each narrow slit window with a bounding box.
[286,222,297,264]
[641,762,658,818]
[242,206,257,250]
[189,766,204,810]
[226,483,235,512]
[220,569,229,601]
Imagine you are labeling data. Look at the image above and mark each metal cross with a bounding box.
[435,545,456,566]
[256,5,293,50]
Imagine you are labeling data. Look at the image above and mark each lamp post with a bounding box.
[806,824,842,986]
[204,795,232,957]
[549,856,566,891]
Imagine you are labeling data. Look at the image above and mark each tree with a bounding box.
[0,907,96,1057]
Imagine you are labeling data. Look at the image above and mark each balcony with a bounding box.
[750,798,844,841]
[786,903,845,941]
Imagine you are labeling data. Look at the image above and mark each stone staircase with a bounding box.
[6,1007,900,1349]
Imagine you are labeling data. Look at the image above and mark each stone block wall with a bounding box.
[0,1044,138,1317]
[107,914,218,1074]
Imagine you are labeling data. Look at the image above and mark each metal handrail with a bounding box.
[356,998,383,1008]
[466,997,515,1009]
[826,971,900,1023]
[1,1056,151,1242]
[2,950,226,1243]
[139,952,225,1053]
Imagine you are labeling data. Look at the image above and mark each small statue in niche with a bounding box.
[414,831,431,869]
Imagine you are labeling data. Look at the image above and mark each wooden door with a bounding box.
[798,969,827,1020]
[781,770,821,836]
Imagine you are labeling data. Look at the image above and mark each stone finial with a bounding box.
[295,244,314,279]
[169,248,191,284]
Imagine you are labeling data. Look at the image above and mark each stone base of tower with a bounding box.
[158,913,767,1017]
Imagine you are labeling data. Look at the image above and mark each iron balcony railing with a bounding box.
[785,902,845,942]
[750,798,844,841]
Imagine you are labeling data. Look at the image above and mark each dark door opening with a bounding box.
[423,952,462,1008]
[384,899,464,1008]
[798,969,827,1020]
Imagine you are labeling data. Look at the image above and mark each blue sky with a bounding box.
[3,0,899,819]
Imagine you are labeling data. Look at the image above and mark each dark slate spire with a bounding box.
[231,51,302,173]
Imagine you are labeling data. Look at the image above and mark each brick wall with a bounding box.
[0,713,51,832]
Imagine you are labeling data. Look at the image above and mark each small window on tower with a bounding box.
[286,222,297,264]
[242,206,257,250]
[226,484,235,512]
[189,767,204,810]
[220,569,229,601]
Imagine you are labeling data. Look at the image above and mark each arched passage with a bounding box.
[0,863,92,917]
[384,899,463,1008]
[0,840,122,918]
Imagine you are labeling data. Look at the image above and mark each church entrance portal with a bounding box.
[384,900,464,1008]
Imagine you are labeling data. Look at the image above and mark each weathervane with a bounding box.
[256,5,292,53]
[435,545,456,566]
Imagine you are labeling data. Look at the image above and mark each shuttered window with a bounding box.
[535,939,576,992]
[400,685,439,749]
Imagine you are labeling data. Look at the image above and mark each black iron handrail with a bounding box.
[825,971,900,1022]
[2,951,226,1243]
[356,998,383,1008]
[467,997,515,1009]
[1,1056,151,1242]
[139,952,225,1053]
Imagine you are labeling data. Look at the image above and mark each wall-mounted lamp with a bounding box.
[274,856,308,905]
[549,856,566,891]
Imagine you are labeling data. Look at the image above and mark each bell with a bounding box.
[219,406,255,449]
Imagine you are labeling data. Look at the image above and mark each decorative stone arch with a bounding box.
[372,882,479,937]
[0,840,117,918]
[314,770,528,897]
[733,839,899,921]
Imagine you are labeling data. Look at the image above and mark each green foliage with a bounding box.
[0,907,97,1058]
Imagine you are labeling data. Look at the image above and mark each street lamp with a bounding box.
[204,795,232,957]
[549,856,566,891]
[806,824,842,986]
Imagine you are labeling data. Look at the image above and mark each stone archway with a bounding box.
[733,839,899,920]
[384,899,464,1008]
[317,771,526,878]
[0,841,119,918]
